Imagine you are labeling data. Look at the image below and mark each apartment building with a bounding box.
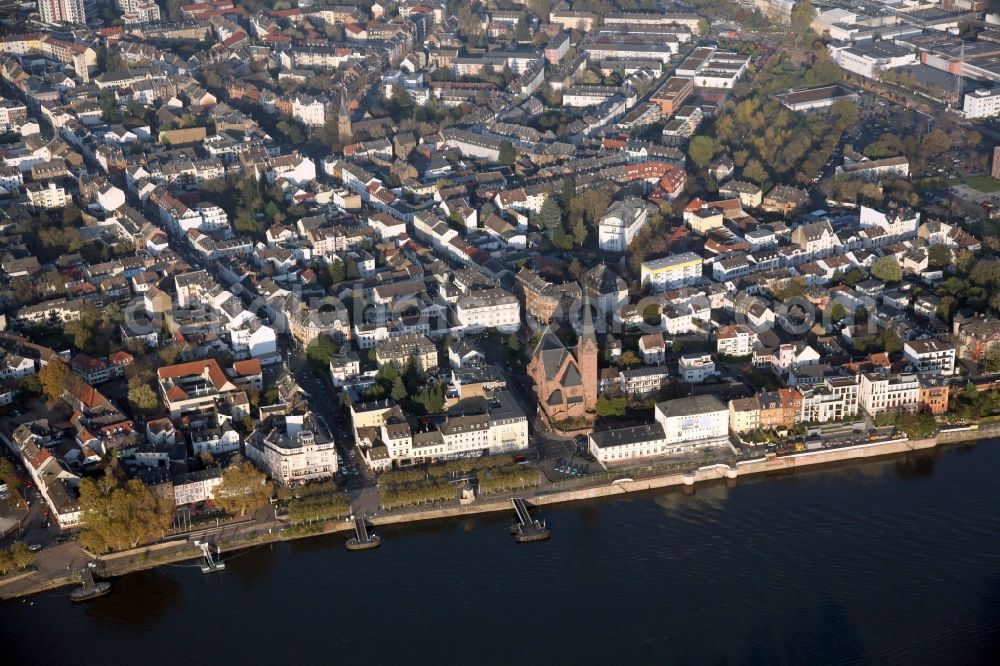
[39,0,86,24]
[156,358,251,419]
[358,391,528,470]
[375,333,439,374]
[639,333,666,365]
[640,253,703,292]
[678,353,716,383]
[455,288,520,333]
[598,196,651,252]
[26,182,72,209]
[716,324,758,358]
[758,388,802,431]
[859,372,921,416]
[729,395,761,434]
[903,338,956,376]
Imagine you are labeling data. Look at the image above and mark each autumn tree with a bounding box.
[790,1,816,44]
[0,543,35,574]
[79,477,173,553]
[128,385,160,412]
[39,359,70,402]
[871,256,903,283]
[618,350,640,369]
[743,159,768,185]
[214,460,273,517]
[688,135,717,169]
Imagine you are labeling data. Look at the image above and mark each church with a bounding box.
[527,302,598,426]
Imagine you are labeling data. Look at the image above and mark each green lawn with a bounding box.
[952,175,1000,194]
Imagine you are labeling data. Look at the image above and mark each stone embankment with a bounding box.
[3,424,996,600]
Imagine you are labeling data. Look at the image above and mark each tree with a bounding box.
[534,196,563,231]
[790,1,816,43]
[497,140,516,166]
[125,360,154,391]
[882,329,903,354]
[559,178,576,209]
[688,135,716,169]
[0,458,17,491]
[128,384,159,412]
[829,303,848,323]
[0,543,35,574]
[596,395,626,417]
[743,159,768,185]
[928,245,952,270]
[306,335,337,367]
[38,359,70,402]
[619,351,640,369]
[79,478,173,552]
[214,460,273,517]
[507,333,521,353]
[391,376,408,402]
[871,256,903,283]
[514,14,530,41]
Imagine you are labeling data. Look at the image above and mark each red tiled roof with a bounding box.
[232,359,262,377]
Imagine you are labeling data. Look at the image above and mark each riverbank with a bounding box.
[3,424,997,601]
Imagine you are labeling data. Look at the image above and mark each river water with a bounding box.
[4,442,1000,665]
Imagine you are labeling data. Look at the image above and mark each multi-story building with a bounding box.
[729,395,761,434]
[654,395,729,446]
[545,32,571,65]
[904,338,956,376]
[640,253,703,292]
[859,372,921,416]
[0,98,27,132]
[859,204,919,243]
[245,415,338,486]
[357,391,528,470]
[798,377,859,423]
[588,423,672,463]
[156,358,251,419]
[374,333,438,374]
[828,39,917,80]
[758,388,802,431]
[649,76,694,117]
[953,313,1000,362]
[918,377,950,415]
[638,333,666,365]
[38,0,86,24]
[598,196,651,252]
[716,324,758,358]
[455,288,520,333]
[678,353,716,383]
[621,366,671,398]
[25,182,72,209]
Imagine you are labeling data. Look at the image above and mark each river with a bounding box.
[4,442,1000,665]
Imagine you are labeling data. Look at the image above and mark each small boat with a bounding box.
[70,569,110,602]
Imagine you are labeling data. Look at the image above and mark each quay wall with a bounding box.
[3,425,997,599]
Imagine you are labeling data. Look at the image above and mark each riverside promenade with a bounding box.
[2,424,997,600]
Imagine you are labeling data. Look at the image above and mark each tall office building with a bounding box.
[38,0,86,24]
